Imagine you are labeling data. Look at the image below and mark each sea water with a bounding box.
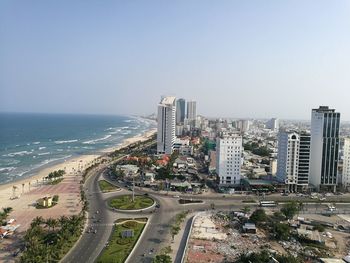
[0,112,156,184]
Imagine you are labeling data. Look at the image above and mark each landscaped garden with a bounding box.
[97,219,147,263]
[109,195,154,210]
[98,180,120,193]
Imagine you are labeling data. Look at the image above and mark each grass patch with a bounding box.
[109,195,154,210]
[97,219,147,263]
[99,180,120,193]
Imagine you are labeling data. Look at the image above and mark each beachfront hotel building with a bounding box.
[157,96,176,155]
[216,133,242,186]
[342,138,350,189]
[309,106,340,191]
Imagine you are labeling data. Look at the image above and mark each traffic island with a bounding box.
[98,180,121,193]
[178,199,204,205]
[97,218,148,263]
[108,195,155,211]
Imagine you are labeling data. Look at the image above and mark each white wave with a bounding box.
[2,151,33,157]
[38,152,50,156]
[39,147,46,150]
[32,141,40,145]
[54,139,78,144]
[106,127,122,134]
[56,149,63,152]
[82,134,112,144]
[121,126,130,129]
[0,167,16,173]
[40,155,72,166]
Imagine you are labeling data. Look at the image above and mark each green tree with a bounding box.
[313,224,325,232]
[236,250,270,263]
[271,211,285,222]
[281,201,299,219]
[153,254,172,263]
[272,223,291,240]
[249,209,267,224]
[171,225,180,241]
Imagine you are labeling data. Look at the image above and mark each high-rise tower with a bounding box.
[157,96,176,154]
[310,106,340,191]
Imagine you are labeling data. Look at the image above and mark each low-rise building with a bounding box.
[242,223,257,234]
[38,196,53,207]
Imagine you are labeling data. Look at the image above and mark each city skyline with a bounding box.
[1,1,350,120]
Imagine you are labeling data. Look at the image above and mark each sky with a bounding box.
[1,1,350,120]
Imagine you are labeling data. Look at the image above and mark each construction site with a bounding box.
[184,209,350,263]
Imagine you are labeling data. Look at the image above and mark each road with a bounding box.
[62,165,350,263]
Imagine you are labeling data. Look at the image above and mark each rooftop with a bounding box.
[160,96,176,106]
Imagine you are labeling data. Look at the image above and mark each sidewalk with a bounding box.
[170,212,196,262]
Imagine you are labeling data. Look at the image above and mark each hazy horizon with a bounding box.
[1,1,350,120]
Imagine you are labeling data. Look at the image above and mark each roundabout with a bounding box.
[108,194,155,211]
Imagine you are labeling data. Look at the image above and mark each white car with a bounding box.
[173,195,180,198]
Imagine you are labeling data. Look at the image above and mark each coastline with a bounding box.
[0,128,156,193]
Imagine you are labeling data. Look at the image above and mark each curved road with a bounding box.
[62,166,350,263]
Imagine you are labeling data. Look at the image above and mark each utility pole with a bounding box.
[132,175,135,202]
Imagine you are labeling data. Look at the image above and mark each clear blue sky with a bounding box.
[1,1,350,120]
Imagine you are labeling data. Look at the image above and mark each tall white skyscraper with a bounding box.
[310,106,340,191]
[157,96,176,155]
[216,133,242,186]
[186,100,197,121]
[277,131,300,192]
[342,138,350,189]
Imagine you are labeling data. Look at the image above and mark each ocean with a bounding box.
[0,113,156,185]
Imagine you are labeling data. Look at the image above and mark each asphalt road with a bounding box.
[62,166,350,263]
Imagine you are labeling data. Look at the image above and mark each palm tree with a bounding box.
[31,216,44,228]
[3,207,13,215]
[45,218,56,232]
[51,219,59,232]
[58,215,68,227]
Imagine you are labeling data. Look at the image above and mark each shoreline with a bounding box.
[0,128,156,192]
